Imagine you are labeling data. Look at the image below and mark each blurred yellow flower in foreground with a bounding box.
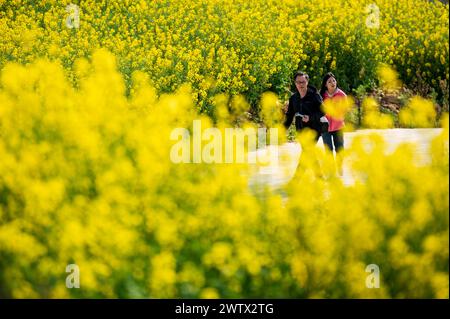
[0,47,447,299]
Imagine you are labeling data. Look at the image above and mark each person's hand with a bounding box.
[320,116,329,123]
[302,115,309,122]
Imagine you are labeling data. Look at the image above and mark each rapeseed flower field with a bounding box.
[0,0,448,298]
[1,0,448,111]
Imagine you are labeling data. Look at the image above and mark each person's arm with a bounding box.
[283,97,295,129]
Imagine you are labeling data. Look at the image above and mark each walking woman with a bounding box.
[320,72,347,174]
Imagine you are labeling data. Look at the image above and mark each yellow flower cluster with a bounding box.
[362,97,395,129]
[0,0,448,113]
[377,64,402,91]
[0,52,447,298]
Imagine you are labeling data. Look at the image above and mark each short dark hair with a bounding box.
[294,71,309,82]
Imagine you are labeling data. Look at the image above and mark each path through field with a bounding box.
[248,128,443,190]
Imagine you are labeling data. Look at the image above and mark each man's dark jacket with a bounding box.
[283,86,325,137]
